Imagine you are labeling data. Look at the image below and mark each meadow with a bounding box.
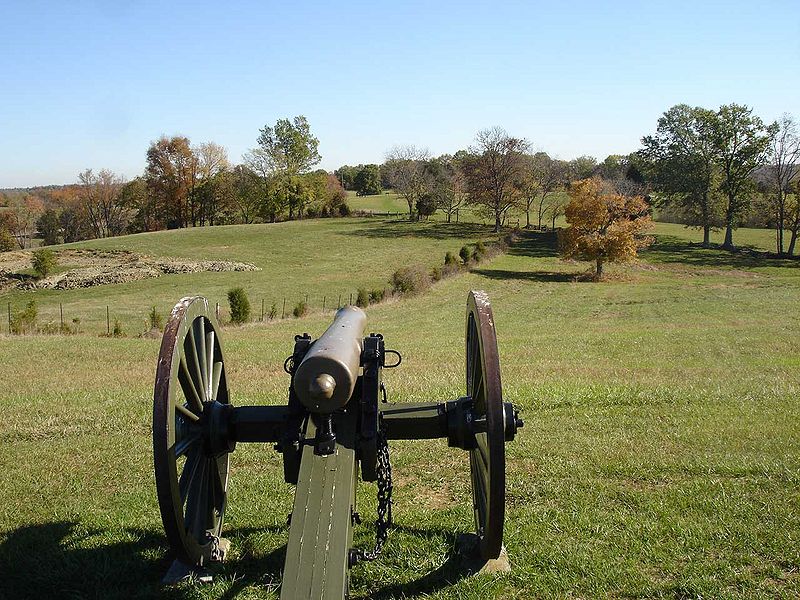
[0,216,798,599]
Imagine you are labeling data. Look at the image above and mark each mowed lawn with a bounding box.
[0,220,798,599]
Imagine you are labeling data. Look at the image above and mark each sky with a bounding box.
[1,0,798,188]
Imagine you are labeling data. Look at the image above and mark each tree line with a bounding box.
[1,105,797,255]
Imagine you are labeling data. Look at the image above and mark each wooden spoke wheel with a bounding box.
[154,296,231,566]
[465,290,506,560]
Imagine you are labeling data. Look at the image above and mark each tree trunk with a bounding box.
[596,259,603,278]
[494,213,501,233]
[703,224,710,247]
[789,229,798,256]
[552,214,556,230]
[723,224,734,249]
[525,209,530,228]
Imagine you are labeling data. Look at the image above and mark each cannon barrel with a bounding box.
[293,306,366,413]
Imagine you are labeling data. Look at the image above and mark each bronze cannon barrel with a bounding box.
[293,306,366,413]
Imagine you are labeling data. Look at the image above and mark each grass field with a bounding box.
[1,218,798,599]
[0,218,497,332]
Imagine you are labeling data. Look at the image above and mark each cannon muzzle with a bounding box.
[293,306,366,413]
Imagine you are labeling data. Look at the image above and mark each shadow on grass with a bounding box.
[643,235,799,270]
[0,521,286,600]
[344,219,494,240]
[364,525,477,599]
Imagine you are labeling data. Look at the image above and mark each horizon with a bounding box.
[1,0,798,189]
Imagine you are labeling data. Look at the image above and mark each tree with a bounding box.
[119,177,153,233]
[31,248,57,278]
[711,104,775,249]
[463,127,530,232]
[192,142,230,226]
[334,165,359,190]
[230,165,262,224]
[145,136,195,229]
[353,164,382,196]
[787,179,800,255]
[559,178,653,278]
[77,169,128,237]
[254,116,321,220]
[6,195,43,248]
[640,104,720,246]
[567,155,598,182]
[763,114,800,254]
[383,145,431,219]
[36,209,60,245]
[521,152,567,229]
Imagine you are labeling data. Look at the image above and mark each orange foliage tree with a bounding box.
[558,178,653,277]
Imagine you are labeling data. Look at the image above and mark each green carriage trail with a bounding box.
[0,216,798,599]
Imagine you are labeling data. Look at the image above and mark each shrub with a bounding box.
[0,229,14,252]
[339,203,351,217]
[431,266,442,281]
[444,251,458,266]
[472,247,483,262]
[459,245,471,265]
[475,241,486,254]
[10,300,37,334]
[268,302,278,320]
[227,287,251,324]
[112,318,125,337]
[148,306,164,331]
[31,248,57,278]
[369,288,386,304]
[293,301,309,318]
[356,288,370,308]
[391,265,430,295]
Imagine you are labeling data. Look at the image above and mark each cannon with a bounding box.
[153,290,523,598]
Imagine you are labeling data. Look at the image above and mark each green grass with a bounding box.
[0,218,497,333]
[0,219,798,598]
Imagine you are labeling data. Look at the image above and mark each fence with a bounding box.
[4,290,376,337]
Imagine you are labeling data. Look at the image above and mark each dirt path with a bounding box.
[0,249,260,291]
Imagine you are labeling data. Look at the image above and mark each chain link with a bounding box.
[352,428,393,563]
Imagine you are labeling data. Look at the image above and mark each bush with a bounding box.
[148,306,163,331]
[356,288,370,308]
[472,247,483,262]
[268,302,278,320]
[339,203,351,217]
[369,288,386,304]
[431,266,442,281]
[391,265,430,295]
[31,248,57,278]
[475,241,486,254]
[0,229,14,252]
[227,287,251,324]
[112,318,125,337]
[444,251,458,266]
[459,245,471,265]
[10,300,37,334]
[293,301,309,318]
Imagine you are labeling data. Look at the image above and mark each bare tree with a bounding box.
[383,145,430,219]
[765,114,800,254]
[6,195,43,248]
[463,127,530,232]
[78,169,127,238]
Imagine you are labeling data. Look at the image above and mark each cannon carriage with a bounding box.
[152,290,522,598]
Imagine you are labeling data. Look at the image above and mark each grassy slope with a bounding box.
[0,218,496,332]
[0,221,798,599]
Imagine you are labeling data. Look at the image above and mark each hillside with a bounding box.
[0,217,798,598]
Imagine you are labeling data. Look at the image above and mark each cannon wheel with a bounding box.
[466,290,505,560]
[154,296,230,566]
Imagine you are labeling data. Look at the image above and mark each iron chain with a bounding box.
[352,427,393,563]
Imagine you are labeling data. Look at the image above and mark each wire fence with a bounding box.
[4,290,375,337]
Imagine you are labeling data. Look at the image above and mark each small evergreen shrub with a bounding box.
[391,265,430,295]
[148,306,164,331]
[475,241,487,254]
[459,245,471,265]
[10,300,37,334]
[356,288,370,308]
[431,266,442,281]
[268,302,278,320]
[112,318,125,337]
[0,229,14,252]
[369,288,386,304]
[227,287,251,324]
[444,251,458,266]
[472,247,482,262]
[293,301,309,318]
[32,248,57,278]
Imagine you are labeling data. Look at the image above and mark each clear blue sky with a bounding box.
[1,0,798,188]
